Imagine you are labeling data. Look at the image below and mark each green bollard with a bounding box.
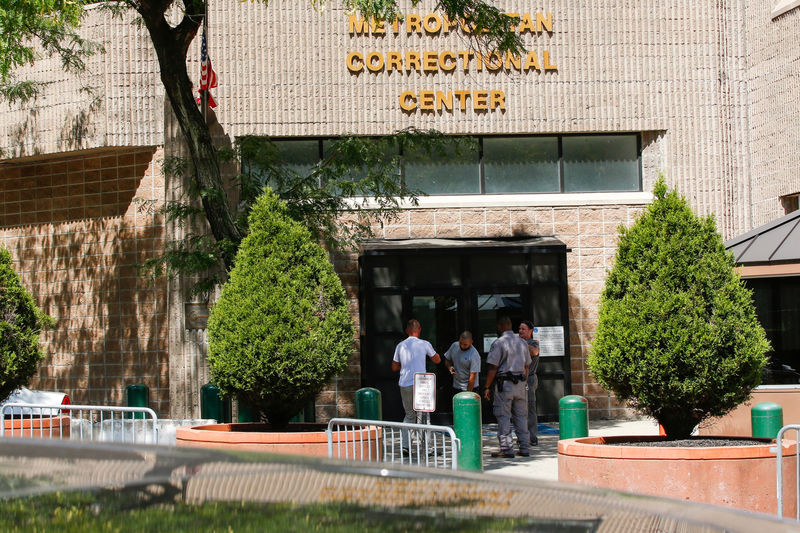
[237,400,258,422]
[453,391,483,472]
[290,401,316,423]
[126,384,149,420]
[752,402,783,439]
[201,383,232,423]
[355,387,382,420]
[559,395,589,439]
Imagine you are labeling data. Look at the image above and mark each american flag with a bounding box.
[198,27,217,108]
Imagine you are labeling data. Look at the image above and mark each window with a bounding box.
[273,140,320,177]
[483,137,559,193]
[404,139,480,195]
[563,135,640,192]
[746,277,800,385]
[244,134,642,196]
[781,194,799,215]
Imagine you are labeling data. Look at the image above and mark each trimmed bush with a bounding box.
[207,190,353,428]
[0,246,53,402]
[588,180,769,439]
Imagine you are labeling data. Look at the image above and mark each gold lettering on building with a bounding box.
[345,50,557,74]
[348,12,554,37]
[399,90,506,112]
[347,12,558,112]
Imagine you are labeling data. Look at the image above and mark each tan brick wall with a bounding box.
[0,147,169,414]
[2,1,761,239]
[0,7,163,157]
[203,0,751,239]
[745,3,800,227]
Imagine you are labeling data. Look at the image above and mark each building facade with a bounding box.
[1,1,798,420]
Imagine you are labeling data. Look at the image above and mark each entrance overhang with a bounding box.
[361,236,570,254]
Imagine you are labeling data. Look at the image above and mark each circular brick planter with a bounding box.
[558,435,797,515]
[176,422,381,459]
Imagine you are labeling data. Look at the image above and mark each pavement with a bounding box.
[482,418,661,480]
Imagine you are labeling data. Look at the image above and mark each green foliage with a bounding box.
[206,191,353,428]
[239,129,471,248]
[0,0,102,103]
[139,129,472,297]
[343,0,525,55]
[0,246,54,401]
[587,179,769,439]
[0,491,537,532]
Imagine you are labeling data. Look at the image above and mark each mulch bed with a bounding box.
[611,438,769,447]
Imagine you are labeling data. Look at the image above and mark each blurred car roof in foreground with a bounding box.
[0,438,797,533]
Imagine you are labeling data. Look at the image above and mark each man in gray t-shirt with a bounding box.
[444,331,481,393]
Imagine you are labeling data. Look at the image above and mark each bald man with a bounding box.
[392,318,441,451]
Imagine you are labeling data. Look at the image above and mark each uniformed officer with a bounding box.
[519,319,541,447]
[483,315,532,458]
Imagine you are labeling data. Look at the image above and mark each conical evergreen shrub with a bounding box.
[0,246,53,402]
[207,190,353,428]
[588,179,769,439]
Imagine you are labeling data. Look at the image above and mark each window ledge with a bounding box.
[346,192,653,210]
[772,0,800,18]
[398,191,653,209]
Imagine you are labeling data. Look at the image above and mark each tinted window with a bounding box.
[483,137,559,193]
[563,135,639,192]
[273,139,319,177]
[747,277,800,384]
[404,140,480,194]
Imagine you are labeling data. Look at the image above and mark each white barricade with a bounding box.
[326,417,460,470]
[1,403,159,444]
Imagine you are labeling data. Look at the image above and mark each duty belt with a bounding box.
[495,373,525,388]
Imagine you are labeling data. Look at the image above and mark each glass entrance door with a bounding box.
[473,290,526,422]
[475,292,525,355]
[410,293,462,423]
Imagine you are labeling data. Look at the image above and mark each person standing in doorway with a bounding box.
[519,320,540,447]
[391,319,441,452]
[483,315,531,458]
[444,331,481,395]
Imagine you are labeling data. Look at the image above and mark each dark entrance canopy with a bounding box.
[726,209,800,277]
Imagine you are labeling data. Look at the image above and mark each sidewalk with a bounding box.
[481,418,661,480]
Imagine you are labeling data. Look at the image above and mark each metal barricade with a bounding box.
[775,424,800,520]
[326,418,460,470]
[1,403,159,444]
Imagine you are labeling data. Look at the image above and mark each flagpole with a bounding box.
[202,0,209,124]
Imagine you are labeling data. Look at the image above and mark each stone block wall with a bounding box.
[0,147,169,414]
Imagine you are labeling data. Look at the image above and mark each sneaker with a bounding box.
[518,451,530,457]
[530,436,539,446]
[490,450,515,458]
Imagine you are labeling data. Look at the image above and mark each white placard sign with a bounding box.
[413,372,437,412]
[483,335,497,353]
[532,326,565,357]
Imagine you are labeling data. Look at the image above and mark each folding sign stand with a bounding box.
[413,372,436,425]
